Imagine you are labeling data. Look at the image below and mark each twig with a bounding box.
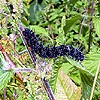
[88,0,94,52]
[14,73,17,100]
[4,88,6,100]
[19,24,36,65]
[42,77,55,100]
[78,10,87,42]
[14,33,17,100]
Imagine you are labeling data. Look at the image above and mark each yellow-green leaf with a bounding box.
[93,17,100,38]
[0,71,13,90]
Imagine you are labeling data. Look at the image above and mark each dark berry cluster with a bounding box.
[23,28,84,61]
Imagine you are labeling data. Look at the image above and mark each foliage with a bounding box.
[0,0,100,100]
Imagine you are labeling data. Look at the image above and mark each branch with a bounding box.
[88,0,94,52]
[42,77,55,100]
[19,25,36,65]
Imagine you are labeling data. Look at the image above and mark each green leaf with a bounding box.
[0,68,5,76]
[49,64,59,92]
[28,3,43,22]
[56,32,65,44]
[66,57,94,76]
[81,51,100,99]
[93,17,100,38]
[65,50,100,99]
[69,0,79,4]
[17,94,23,100]
[82,51,100,74]
[30,25,49,37]
[0,70,13,90]
[65,57,94,99]
[63,14,82,34]
[49,14,58,22]
[97,1,100,15]
[81,25,89,35]
[21,17,29,26]
[80,72,93,99]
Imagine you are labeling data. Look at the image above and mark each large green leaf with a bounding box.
[63,14,82,34]
[65,57,95,99]
[66,50,100,99]
[82,51,100,74]
[0,54,13,90]
[93,17,100,38]
[81,51,100,99]
[28,2,43,22]
[65,57,94,76]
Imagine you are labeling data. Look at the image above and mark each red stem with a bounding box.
[0,43,22,80]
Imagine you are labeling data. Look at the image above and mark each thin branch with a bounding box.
[14,73,17,100]
[78,6,88,37]
[42,77,55,100]
[14,33,17,100]
[78,10,87,47]
[88,0,94,52]
[4,88,6,100]
[19,24,36,65]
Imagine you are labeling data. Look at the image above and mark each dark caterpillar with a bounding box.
[23,28,84,61]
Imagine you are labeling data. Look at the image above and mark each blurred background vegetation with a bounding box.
[0,0,100,100]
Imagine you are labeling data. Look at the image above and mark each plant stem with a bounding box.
[4,88,6,100]
[89,61,100,100]
[19,25,36,65]
[88,0,94,52]
[78,10,87,47]
[42,77,55,100]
